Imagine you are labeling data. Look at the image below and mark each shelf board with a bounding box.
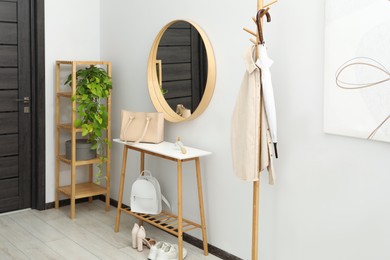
[57,124,107,132]
[57,92,72,97]
[56,60,111,66]
[58,182,107,199]
[58,154,101,166]
[57,124,83,132]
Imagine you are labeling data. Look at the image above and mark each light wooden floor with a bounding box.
[0,200,222,260]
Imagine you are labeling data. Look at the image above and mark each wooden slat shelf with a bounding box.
[58,155,101,166]
[57,124,82,132]
[57,124,108,132]
[56,60,73,65]
[56,60,111,66]
[57,92,72,98]
[121,209,201,236]
[58,182,107,199]
[58,124,108,133]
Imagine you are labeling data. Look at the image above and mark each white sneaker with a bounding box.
[156,243,187,260]
[148,241,169,260]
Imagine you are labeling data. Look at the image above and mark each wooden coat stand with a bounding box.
[243,0,277,259]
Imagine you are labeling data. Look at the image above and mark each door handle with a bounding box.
[15,97,30,104]
[15,97,30,113]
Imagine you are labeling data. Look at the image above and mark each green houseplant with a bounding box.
[65,65,112,183]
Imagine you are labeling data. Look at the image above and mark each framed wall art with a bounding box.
[324,0,390,142]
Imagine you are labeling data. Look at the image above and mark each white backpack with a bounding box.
[130,170,170,215]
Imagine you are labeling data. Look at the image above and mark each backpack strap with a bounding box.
[161,194,171,209]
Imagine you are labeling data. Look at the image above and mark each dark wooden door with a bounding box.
[0,0,32,213]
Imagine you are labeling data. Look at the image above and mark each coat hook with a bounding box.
[243,28,258,37]
[264,0,278,8]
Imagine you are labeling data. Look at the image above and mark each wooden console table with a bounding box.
[113,139,211,259]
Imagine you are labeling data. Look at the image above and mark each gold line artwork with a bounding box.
[335,57,390,139]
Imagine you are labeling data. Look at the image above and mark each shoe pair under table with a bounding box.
[132,223,187,259]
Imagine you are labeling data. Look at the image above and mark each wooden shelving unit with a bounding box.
[55,61,112,219]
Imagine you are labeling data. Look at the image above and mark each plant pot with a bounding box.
[65,139,96,160]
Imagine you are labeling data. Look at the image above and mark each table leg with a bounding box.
[140,152,145,172]
[115,146,128,232]
[177,159,183,260]
[195,158,208,255]
[140,151,145,226]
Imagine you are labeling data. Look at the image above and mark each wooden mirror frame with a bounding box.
[147,20,216,122]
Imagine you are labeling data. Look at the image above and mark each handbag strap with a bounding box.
[120,116,134,141]
[134,117,151,143]
[121,115,151,143]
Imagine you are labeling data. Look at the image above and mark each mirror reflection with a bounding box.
[156,21,208,118]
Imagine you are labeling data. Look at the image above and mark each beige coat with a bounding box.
[231,45,275,184]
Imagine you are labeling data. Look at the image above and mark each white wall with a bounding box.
[45,0,390,259]
[45,0,101,202]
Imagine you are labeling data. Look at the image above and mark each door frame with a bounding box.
[30,0,45,210]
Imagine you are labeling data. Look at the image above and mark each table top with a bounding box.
[113,139,211,160]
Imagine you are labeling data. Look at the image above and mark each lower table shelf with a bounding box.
[57,182,107,199]
[121,208,201,236]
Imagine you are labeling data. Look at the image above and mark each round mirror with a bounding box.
[147,20,216,122]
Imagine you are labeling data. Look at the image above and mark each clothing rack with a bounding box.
[243,0,277,259]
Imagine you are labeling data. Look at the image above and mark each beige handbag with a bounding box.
[120,110,164,143]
